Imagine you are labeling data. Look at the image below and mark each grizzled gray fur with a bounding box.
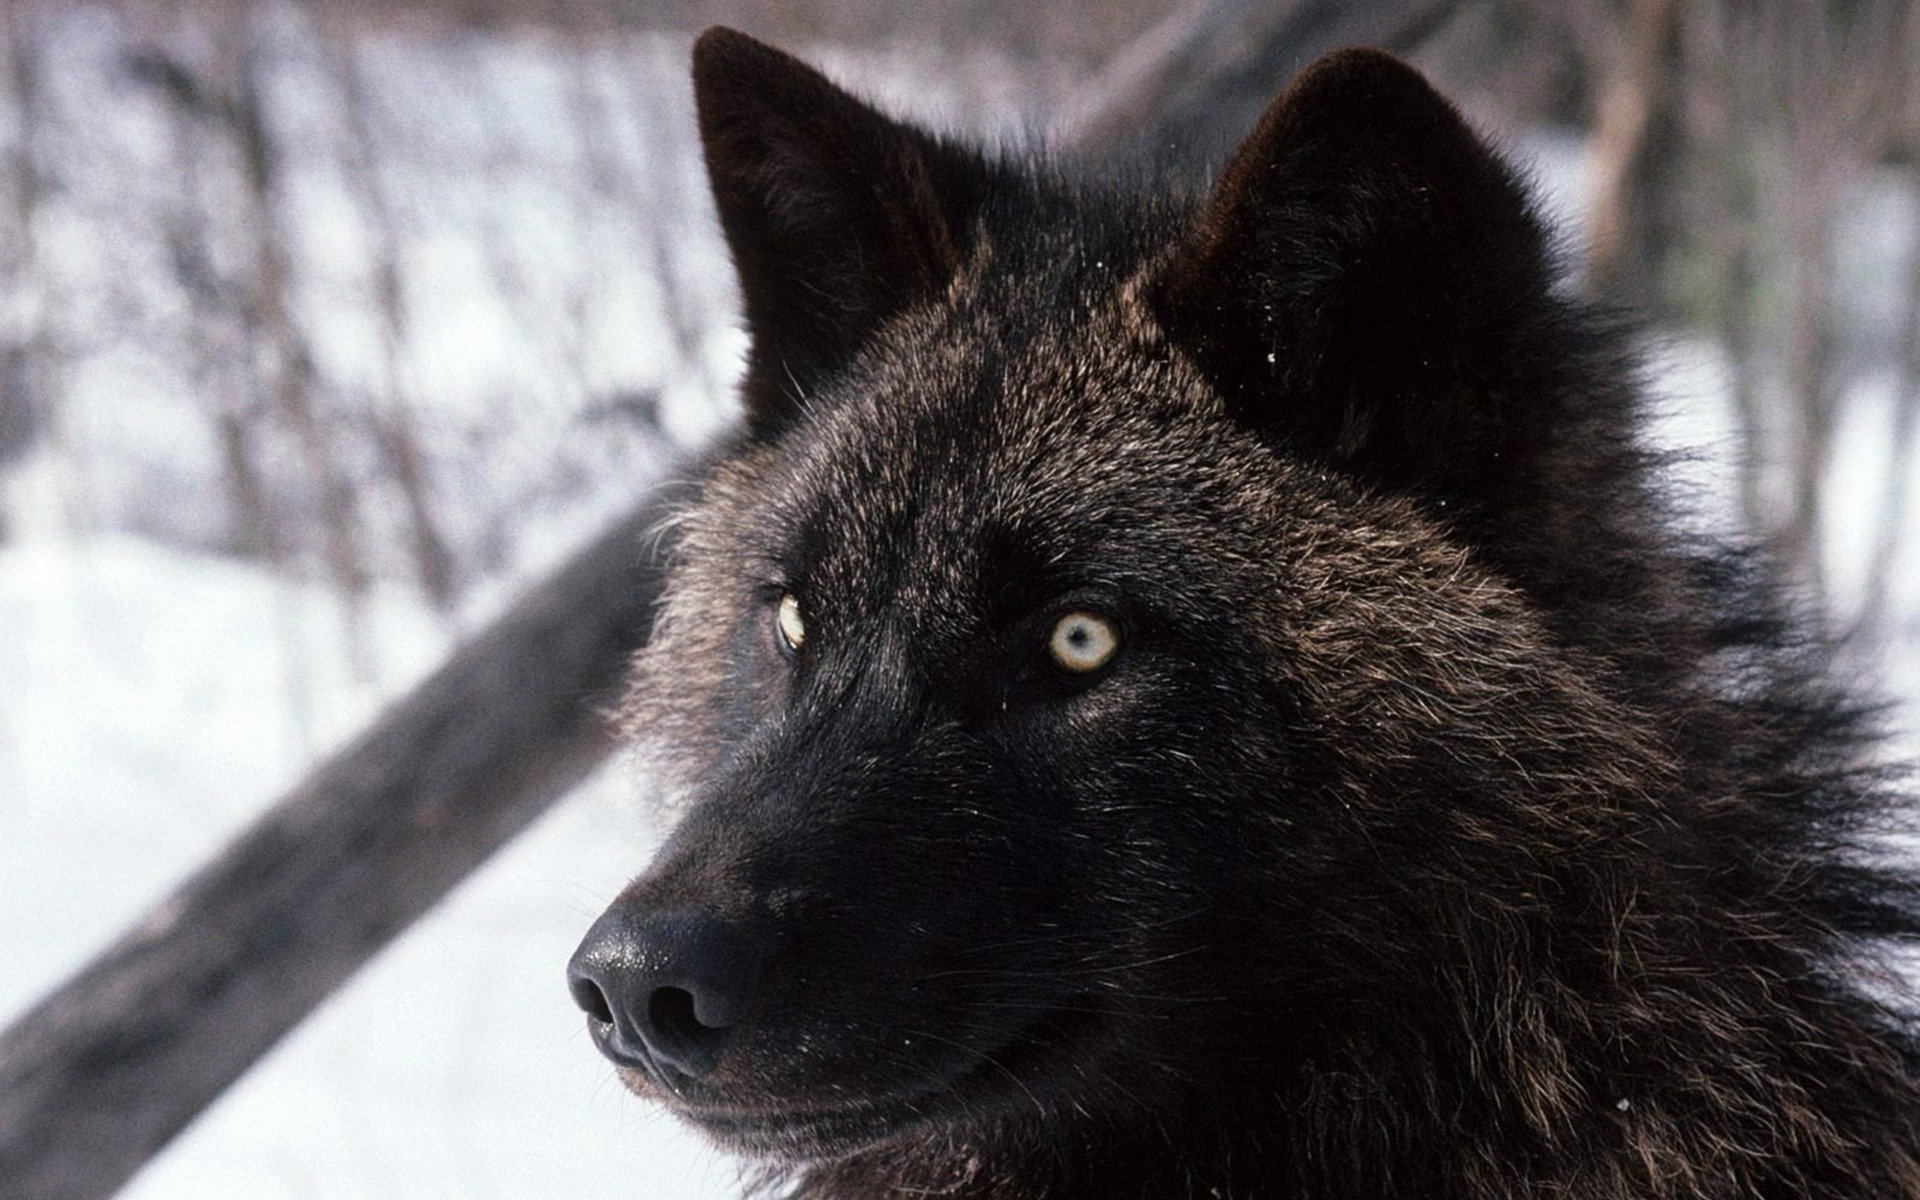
[568,28,1920,1200]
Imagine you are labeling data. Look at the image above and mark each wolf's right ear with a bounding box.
[1151,49,1556,508]
[692,28,988,435]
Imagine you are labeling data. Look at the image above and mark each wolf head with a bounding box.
[568,28,1912,1196]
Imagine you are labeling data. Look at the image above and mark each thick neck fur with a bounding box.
[762,221,1920,1200]
[668,34,1920,1196]
[781,496,1920,1198]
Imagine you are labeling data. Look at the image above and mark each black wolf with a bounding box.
[568,28,1920,1199]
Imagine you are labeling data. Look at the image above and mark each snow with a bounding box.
[0,530,745,1199]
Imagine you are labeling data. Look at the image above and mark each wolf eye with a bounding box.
[776,593,806,651]
[1047,610,1119,674]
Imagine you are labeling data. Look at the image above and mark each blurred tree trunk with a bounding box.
[1773,146,1842,604]
[1856,139,1920,643]
[1751,1,1900,607]
[1591,0,1909,611]
[0,1,63,540]
[1582,0,1679,308]
[1067,0,1464,165]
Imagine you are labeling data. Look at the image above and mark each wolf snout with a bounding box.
[567,906,772,1080]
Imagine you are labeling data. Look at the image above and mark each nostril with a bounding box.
[570,976,614,1026]
[649,985,709,1036]
[569,905,771,1079]
[646,985,734,1077]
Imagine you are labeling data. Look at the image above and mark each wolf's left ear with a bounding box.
[1152,49,1556,498]
[693,28,989,435]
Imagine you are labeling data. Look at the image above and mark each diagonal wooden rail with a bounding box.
[0,2,1462,1196]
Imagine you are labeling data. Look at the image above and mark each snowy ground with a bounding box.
[4,18,1920,1200]
[0,531,742,1198]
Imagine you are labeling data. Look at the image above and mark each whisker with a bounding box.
[904,1026,1048,1119]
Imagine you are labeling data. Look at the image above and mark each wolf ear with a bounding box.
[1152,48,1556,500]
[692,28,988,434]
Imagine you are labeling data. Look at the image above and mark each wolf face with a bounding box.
[570,29,1920,1200]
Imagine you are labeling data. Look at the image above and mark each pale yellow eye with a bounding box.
[776,593,806,651]
[1048,610,1118,674]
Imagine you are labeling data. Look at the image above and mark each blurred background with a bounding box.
[2,0,1918,1196]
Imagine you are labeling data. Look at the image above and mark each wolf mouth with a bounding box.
[663,1007,1104,1160]
[677,1097,929,1160]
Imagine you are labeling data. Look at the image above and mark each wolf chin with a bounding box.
[567,27,1920,1199]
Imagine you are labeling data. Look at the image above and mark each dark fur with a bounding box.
[598,28,1920,1198]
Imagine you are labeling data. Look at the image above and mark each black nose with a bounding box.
[567,906,770,1080]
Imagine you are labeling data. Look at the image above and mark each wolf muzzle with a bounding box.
[567,905,773,1080]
